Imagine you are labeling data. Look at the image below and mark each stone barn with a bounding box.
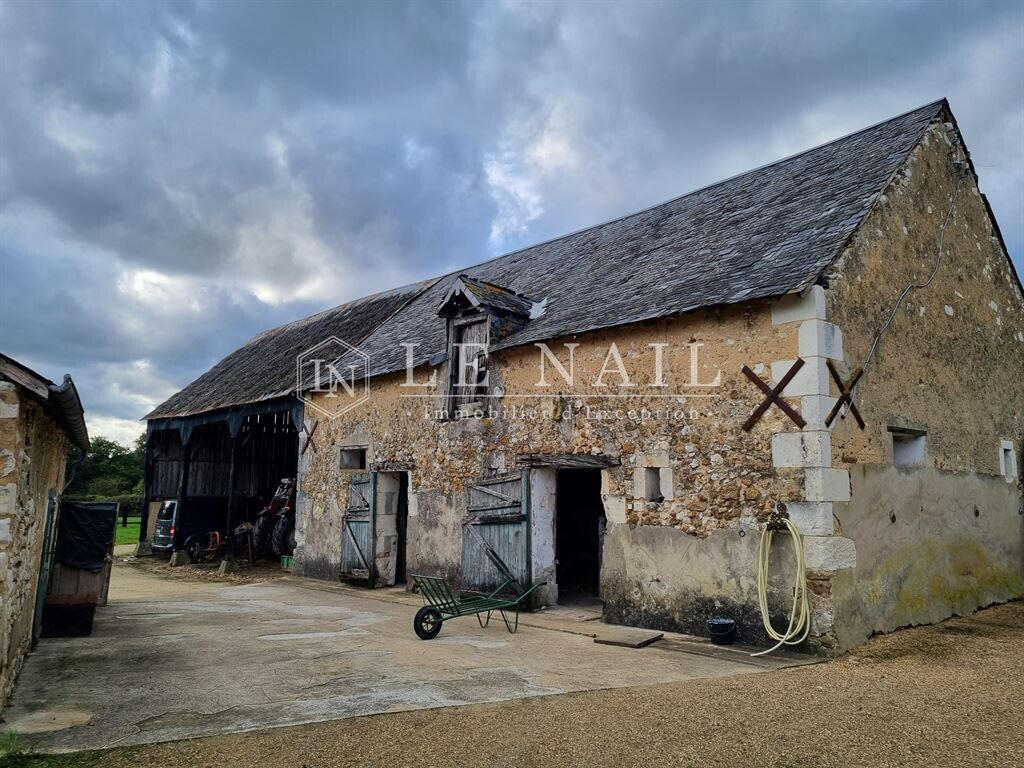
[290,99,1022,653]
[148,99,1022,653]
[0,353,88,703]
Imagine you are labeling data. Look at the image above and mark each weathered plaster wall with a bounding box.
[602,523,812,645]
[529,468,558,605]
[830,465,1022,649]
[823,119,1024,646]
[373,471,401,585]
[0,382,69,704]
[296,301,822,643]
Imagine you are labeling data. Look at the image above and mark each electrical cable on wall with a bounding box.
[843,134,969,416]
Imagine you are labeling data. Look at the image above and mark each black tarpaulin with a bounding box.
[56,501,117,572]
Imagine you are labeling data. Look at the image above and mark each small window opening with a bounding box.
[1002,442,1018,480]
[890,428,926,468]
[644,467,663,502]
[340,447,367,470]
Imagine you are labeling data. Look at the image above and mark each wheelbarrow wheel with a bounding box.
[414,607,442,640]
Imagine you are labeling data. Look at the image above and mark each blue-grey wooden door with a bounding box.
[340,472,375,580]
[460,472,530,595]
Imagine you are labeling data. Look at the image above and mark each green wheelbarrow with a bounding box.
[410,573,547,640]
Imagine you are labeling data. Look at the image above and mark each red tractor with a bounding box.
[253,478,296,559]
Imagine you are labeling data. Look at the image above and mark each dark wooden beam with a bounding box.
[515,453,621,469]
[741,360,806,431]
[223,431,240,562]
[172,439,196,551]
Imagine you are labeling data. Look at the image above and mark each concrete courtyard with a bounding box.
[3,562,805,753]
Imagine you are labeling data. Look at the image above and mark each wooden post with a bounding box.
[138,430,154,544]
[223,431,240,562]
[173,436,193,552]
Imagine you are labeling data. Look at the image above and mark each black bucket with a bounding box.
[706,617,737,645]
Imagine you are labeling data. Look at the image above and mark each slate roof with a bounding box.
[145,280,436,419]
[342,99,948,379]
[151,99,952,418]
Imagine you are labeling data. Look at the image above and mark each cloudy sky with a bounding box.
[1,0,1021,445]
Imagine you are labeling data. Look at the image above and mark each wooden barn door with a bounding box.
[460,472,530,595]
[340,472,376,580]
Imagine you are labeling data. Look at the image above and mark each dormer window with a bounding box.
[449,313,490,410]
[436,275,539,418]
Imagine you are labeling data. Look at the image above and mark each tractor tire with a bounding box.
[271,513,296,558]
[252,513,276,558]
[414,607,442,640]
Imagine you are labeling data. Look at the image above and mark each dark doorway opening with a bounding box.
[555,468,604,604]
[395,472,409,584]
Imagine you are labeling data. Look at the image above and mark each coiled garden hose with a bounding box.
[751,515,810,657]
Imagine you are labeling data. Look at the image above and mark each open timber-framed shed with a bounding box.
[140,282,435,558]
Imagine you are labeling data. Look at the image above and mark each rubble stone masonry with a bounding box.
[296,301,823,646]
[0,382,69,703]
[822,121,1024,648]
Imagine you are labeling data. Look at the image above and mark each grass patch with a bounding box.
[0,732,99,768]
[114,521,140,547]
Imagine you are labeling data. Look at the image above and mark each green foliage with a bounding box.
[0,731,24,757]
[0,729,99,767]
[64,433,145,501]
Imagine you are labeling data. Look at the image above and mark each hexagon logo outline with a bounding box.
[295,336,371,420]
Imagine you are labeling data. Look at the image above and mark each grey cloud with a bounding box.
[0,0,1020,443]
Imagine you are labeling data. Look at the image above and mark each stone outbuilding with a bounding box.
[0,353,89,702]
[154,99,1023,653]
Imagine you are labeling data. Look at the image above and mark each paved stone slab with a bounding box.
[593,628,664,648]
[3,565,773,753]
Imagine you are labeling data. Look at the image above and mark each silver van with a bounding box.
[151,500,177,552]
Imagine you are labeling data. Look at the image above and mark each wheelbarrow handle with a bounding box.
[513,581,548,603]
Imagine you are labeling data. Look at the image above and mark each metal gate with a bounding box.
[461,472,530,595]
[340,472,375,580]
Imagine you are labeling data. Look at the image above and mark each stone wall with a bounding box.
[0,382,69,704]
[296,299,827,645]
[822,119,1024,647]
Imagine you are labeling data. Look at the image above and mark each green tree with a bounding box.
[64,433,145,498]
